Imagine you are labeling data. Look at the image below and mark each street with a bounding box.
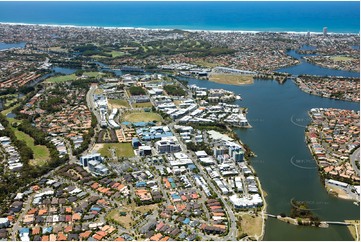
[350,147,360,176]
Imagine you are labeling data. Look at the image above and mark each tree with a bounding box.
[75,70,84,77]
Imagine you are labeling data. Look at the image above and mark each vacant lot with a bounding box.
[123,112,162,122]
[106,203,158,229]
[98,143,134,158]
[106,209,135,230]
[237,213,263,240]
[209,73,254,85]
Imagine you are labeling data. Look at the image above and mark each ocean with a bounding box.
[0,1,359,33]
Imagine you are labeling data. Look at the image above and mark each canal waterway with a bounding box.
[51,66,77,75]
[0,42,26,51]
[277,49,360,78]
[182,61,359,240]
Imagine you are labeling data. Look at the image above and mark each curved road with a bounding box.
[350,147,360,176]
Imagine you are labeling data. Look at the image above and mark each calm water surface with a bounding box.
[277,50,360,78]
[0,42,26,50]
[182,74,359,240]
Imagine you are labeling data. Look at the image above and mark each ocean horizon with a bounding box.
[0,1,359,34]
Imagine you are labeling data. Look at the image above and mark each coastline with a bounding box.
[0,22,359,35]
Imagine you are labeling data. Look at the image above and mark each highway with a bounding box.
[86,84,101,125]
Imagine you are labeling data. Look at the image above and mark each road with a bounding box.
[11,194,35,240]
[350,147,360,176]
[86,84,101,125]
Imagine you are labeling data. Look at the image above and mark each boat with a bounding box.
[236,95,242,100]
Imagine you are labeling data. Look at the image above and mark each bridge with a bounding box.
[322,221,352,226]
[265,214,352,226]
[265,213,277,218]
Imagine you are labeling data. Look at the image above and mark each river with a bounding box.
[182,57,359,240]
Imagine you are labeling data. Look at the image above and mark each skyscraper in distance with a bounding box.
[323,27,328,36]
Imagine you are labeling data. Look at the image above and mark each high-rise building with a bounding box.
[214,146,226,158]
[233,150,244,162]
[323,27,328,36]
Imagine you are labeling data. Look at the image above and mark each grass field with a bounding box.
[2,104,50,166]
[110,51,125,57]
[120,47,138,51]
[98,143,134,158]
[192,60,221,68]
[91,55,106,59]
[1,103,20,116]
[237,213,263,240]
[108,99,130,108]
[330,56,355,62]
[0,94,19,108]
[209,73,254,85]
[44,72,104,83]
[133,102,153,108]
[122,112,162,122]
[48,46,68,53]
[45,74,77,83]
[11,127,50,166]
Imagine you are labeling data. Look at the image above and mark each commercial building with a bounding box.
[139,146,152,156]
[155,136,181,154]
[80,153,103,167]
[229,194,263,209]
[88,160,109,176]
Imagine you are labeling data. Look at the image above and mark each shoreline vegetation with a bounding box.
[0,22,359,35]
